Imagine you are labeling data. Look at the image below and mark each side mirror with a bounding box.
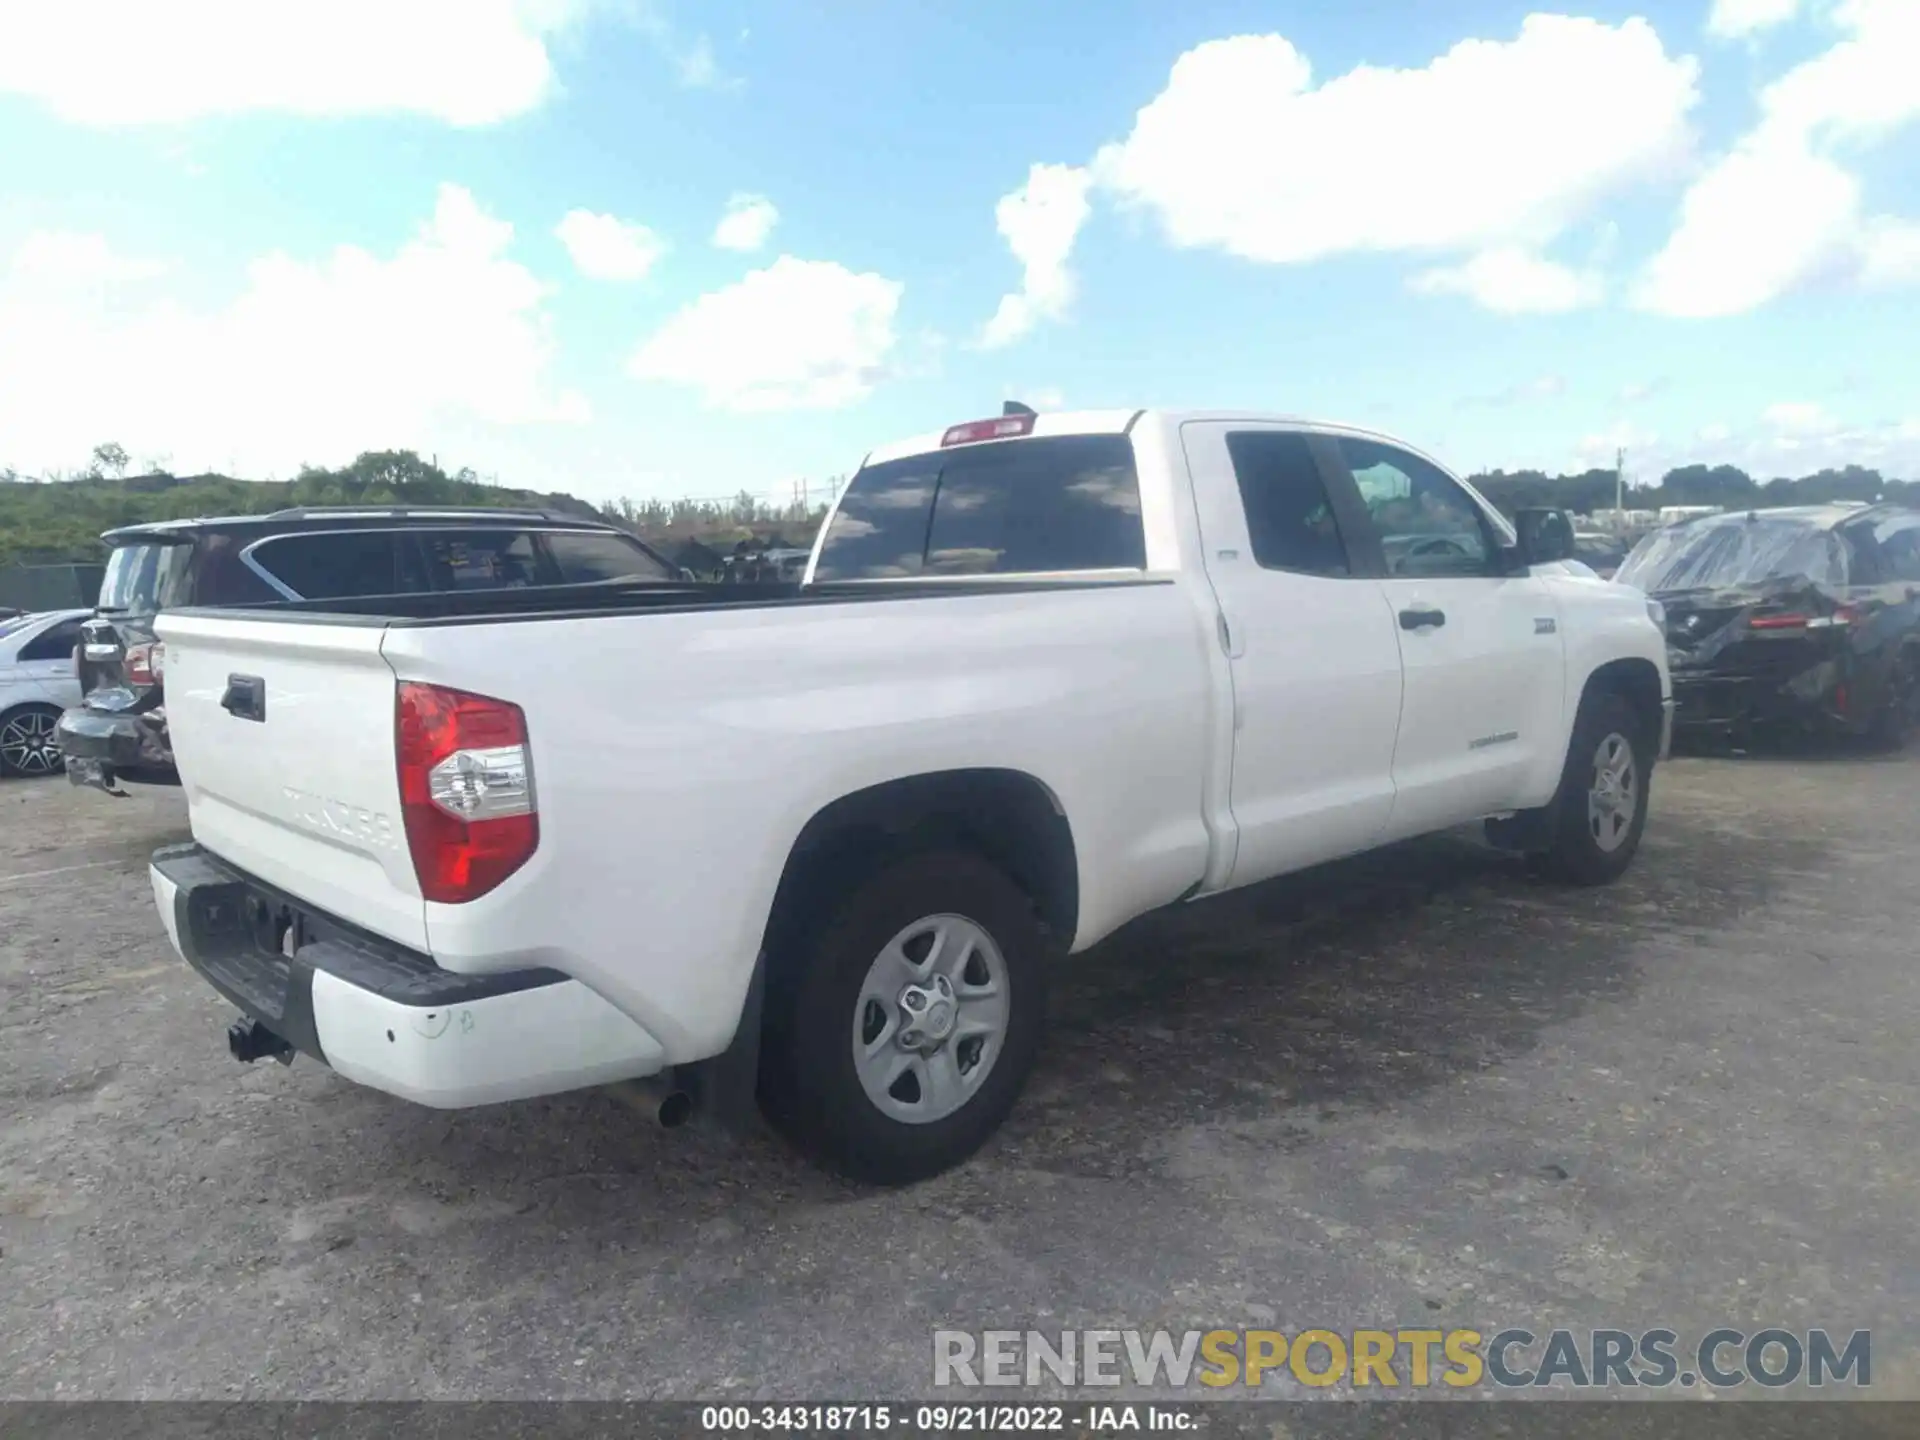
[1512,507,1576,566]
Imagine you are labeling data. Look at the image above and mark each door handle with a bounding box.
[1216,609,1245,659]
[221,674,266,722]
[1399,607,1446,631]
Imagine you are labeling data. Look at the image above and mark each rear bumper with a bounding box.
[58,705,177,789]
[149,842,668,1107]
[1670,662,1856,735]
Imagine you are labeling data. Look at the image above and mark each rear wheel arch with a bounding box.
[759,768,1080,977]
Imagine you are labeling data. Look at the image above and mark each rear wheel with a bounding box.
[1868,649,1919,750]
[0,705,64,778]
[758,850,1047,1185]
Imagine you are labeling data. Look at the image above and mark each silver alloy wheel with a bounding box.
[0,710,61,776]
[1587,730,1637,853]
[851,913,1010,1125]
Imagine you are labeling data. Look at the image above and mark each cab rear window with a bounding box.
[812,435,1145,581]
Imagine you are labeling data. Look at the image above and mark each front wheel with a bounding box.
[1533,690,1652,885]
[758,850,1047,1185]
[0,705,65,778]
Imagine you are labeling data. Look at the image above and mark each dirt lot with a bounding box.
[2,750,1917,1406]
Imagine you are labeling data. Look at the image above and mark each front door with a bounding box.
[1329,436,1567,837]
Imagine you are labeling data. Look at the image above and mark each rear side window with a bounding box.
[812,435,1145,581]
[419,531,543,590]
[541,530,673,583]
[1869,513,1920,583]
[247,532,412,600]
[1225,432,1353,577]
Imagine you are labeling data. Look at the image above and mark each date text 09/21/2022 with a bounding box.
[700,1405,1193,1432]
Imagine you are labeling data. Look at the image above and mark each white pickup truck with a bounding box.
[148,408,1673,1183]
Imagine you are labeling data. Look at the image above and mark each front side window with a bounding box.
[18,619,83,662]
[1224,431,1353,577]
[541,530,674,583]
[812,435,1146,581]
[1341,439,1495,579]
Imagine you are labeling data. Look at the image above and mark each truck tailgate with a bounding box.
[156,612,426,951]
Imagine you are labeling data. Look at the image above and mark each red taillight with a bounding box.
[1747,613,1809,631]
[125,641,165,684]
[395,682,537,904]
[940,414,1035,447]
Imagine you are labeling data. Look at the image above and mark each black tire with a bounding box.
[1867,649,1919,751]
[758,850,1047,1185]
[1534,689,1653,886]
[0,704,65,778]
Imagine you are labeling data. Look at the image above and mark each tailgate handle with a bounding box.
[221,674,266,722]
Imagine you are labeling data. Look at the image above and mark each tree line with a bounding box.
[0,447,830,566]
[1473,463,1912,516]
[3,444,1913,568]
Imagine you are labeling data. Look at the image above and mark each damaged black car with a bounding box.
[1614,503,1920,746]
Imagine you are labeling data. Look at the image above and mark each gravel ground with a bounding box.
[2,749,1917,1411]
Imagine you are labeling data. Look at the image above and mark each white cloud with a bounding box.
[0,0,594,127]
[712,194,779,253]
[981,163,1094,348]
[628,255,903,411]
[1763,400,1833,433]
[555,209,667,281]
[0,185,587,477]
[1092,19,1695,265]
[1707,0,1802,39]
[984,16,1696,335]
[1637,0,1920,316]
[1619,378,1671,404]
[1409,247,1604,313]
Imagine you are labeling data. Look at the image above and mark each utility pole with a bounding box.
[1615,447,1626,518]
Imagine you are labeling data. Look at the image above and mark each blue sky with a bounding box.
[1,0,1916,505]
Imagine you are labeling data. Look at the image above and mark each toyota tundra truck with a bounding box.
[146,407,1674,1184]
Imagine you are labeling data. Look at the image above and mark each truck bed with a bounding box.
[162,574,1170,628]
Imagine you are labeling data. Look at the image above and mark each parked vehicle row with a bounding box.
[1615,504,1920,746]
[143,406,1672,1184]
[57,507,683,793]
[0,608,88,776]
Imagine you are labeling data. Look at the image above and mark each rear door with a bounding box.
[1180,421,1405,884]
[1328,437,1566,834]
[158,611,426,950]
